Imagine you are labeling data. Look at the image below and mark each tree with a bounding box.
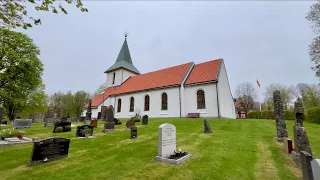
[0,28,43,120]
[0,0,88,29]
[235,82,257,114]
[73,91,90,118]
[93,81,107,97]
[307,1,320,78]
[263,84,294,111]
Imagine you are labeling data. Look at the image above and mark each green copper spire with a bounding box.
[105,36,140,74]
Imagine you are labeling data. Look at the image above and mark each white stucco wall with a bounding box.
[183,83,219,118]
[217,60,236,119]
[106,69,137,88]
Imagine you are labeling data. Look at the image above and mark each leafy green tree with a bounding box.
[307,1,320,79]
[0,0,88,29]
[73,91,90,118]
[0,28,43,120]
[263,84,294,111]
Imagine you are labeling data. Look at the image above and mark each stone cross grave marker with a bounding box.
[13,119,32,129]
[157,123,176,158]
[273,90,288,142]
[131,126,137,139]
[142,115,148,125]
[28,137,70,166]
[204,119,212,133]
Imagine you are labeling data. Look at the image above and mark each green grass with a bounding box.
[0,118,319,180]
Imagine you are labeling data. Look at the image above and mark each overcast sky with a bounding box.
[22,1,319,102]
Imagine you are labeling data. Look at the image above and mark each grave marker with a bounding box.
[311,159,320,180]
[12,119,32,129]
[90,119,98,128]
[300,151,314,180]
[76,125,93,137]
[273,91,288,142]
[102,106,115,133]
[28,137,70,166]
[142,115,148,125]
[204,119,212,133]
[131,126,137,139]
[283,138,293,154]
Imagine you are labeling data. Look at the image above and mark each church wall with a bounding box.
[183,83,219,117]
[112,87,181,118]
[217,60,236,119]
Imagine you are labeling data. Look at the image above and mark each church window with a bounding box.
[117,99,121,112]
[161,93,168,110]
[112,73,116,84]
[144,95,150,111]
[197,90,206,109]
[130,97,134,112]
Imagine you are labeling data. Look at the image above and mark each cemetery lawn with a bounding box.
[0,119,319,180]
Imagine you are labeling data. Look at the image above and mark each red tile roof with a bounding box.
[185,59,221,85]
[88,62,192,107]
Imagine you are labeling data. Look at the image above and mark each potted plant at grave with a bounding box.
[16,131,25,139]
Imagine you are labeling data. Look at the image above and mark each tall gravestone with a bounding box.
[97,112,101,120]
[292,98,312,168]
[300,151,314,180]
[102,106,115,133]
[85,99,92,124]
[204,119,212,134]
[44,108,55,127]
[142,115,148,125]
[273,91,288,142]
[131,126,137,139]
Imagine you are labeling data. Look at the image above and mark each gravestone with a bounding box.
[44,108,55,127]
[126,119,135,128]
[28,137,70,166]
[131,126,137,139]
[76,125,93,137]
[283,138,293,154]
[97,112,101,120]
[85,99,92,124]
[101,109,107,121]
[155,123,191,165]
[204,119,212,133]
[71,117,79,122]
[33,112,45,123]
[102,106,115,133]
[53,121,71,133]
[311,159,320,180]
[273,91,288,142]
[90,119,98,128]
[13,119,32,129]
[142,115,148,125]
[114,118,122,125]
[292,98,312,168]
[300,151,314,180]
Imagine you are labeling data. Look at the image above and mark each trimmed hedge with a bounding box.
[247,111,294,120]
[306,107,320,124]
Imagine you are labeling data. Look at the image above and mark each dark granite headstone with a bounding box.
[76,125,93,137]
[300,151,314,180]
[12,119,32,129]
[90,120,98,128]
[53,121,71,133]
[28,137,70,166]
[102,106,115,133]
[142,115,148,125]
[102,109,107,121]
[204,119,212,133]
[85,99,92,121]
[131,126,137,139]
[97,112,101,120]
[126,119,135,128]
[273,91,288,142]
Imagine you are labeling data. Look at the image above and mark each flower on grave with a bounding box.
[179,149,182,152]
[44,158,48,162]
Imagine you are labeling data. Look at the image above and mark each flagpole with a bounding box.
[256,79,262,117]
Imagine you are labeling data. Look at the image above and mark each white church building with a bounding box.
[83,37,236,119]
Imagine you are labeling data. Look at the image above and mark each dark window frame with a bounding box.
[117,99,121,112]
[161,93,168,110]
[130,97,134,112]
[112,72,116,84]
[144,95,150,111]
[197,90,206,109]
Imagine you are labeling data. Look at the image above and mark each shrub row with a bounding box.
[247,111,294,120]
[306,107,320,124]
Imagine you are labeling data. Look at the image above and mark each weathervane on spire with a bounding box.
[124,30,129,39]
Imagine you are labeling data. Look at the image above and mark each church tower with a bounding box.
[104,34,140,88]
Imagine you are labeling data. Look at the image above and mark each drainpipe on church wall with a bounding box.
[179,86,182,118]
[216,82,220,118]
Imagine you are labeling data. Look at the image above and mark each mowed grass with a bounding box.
[0,118,319,180]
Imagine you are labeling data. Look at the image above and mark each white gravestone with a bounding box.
[158,123,176,157]
[311,159,320,180]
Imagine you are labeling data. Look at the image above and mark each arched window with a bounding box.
[130,97,134,112]
[144,95,150,111]
[197,90,206,109]
[117,99,121,112]
[161,93,168,110]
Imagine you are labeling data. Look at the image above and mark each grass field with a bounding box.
[0,118,319,180]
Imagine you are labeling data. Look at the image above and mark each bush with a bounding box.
[55,127,63,133]
[0,129,19,139]
[307,107,320,124]
[247,110,294,120]
[64,126,71,132]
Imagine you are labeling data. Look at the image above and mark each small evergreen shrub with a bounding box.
[64,126,71,132]
[307,107,320,124]
[55,127,63,133]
